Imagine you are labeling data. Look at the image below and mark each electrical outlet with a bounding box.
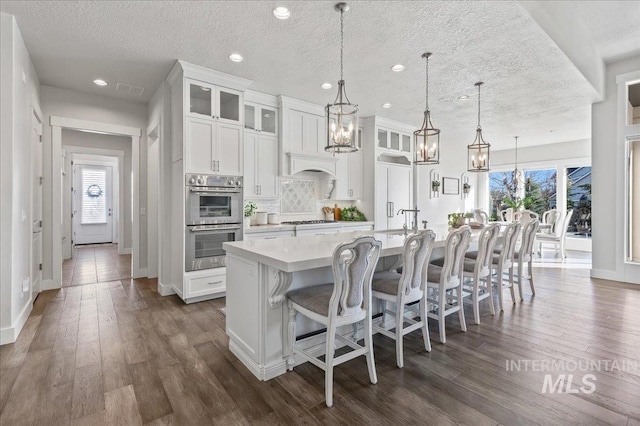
[22,277,30,293]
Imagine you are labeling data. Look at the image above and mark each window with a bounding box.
[566,166,592,238]
[523,168,557,217]
[489,171,516,220]
[81,168,107,224]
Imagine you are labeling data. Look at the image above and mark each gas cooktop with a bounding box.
[280,220,337,225]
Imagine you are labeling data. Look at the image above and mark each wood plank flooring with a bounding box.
[1,267,639,425]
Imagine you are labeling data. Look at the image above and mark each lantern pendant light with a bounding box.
[414,52,440,165]
[467,82,491,172]
[325,2,359,153]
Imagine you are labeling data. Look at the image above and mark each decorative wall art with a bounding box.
[442,177,460,195]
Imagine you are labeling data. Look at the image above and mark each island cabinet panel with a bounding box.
[226,255,261,361]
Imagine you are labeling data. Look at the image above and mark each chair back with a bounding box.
[439,225,471,286]
[519,219,539,262]
[516,209,539,226]
[330,236,382,318]
[500,208,514,222]
[473,209,489,224]
[474,223,501,277]
[557,209,574,238]
[399,230,435,297]
[499,221,521,268]
[542,209,562,234]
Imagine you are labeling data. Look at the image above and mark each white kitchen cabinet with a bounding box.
[377,126,412,156]
[375,163,412,230]
[334,148,364,200]
[245,103,277,136]
[187,79,243,126]
[244,132,278,198]
[183,267,226,303]
[185,116,243,175]
[288,109,325,155]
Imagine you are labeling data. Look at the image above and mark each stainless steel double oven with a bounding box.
[185,174,243,272]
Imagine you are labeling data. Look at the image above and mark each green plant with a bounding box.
[463,182,471,193]
[432,180,441,191]
[340,206,366,221]
[464,212,474,219]
[502,196,529,210]
[447,213,464,227]
[244,201,257,218]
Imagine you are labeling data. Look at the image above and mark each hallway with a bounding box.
[62,244,132,287]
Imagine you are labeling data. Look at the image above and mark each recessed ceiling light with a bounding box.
[229,53,243,62]
[200,87,210,92]
[391,64,405,72]
[93,79,108,86]
[273,6,290,19]
[458,95,470,101]
[321,82,333,90]
[382,103,392,108]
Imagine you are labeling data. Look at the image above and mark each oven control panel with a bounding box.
[186,174,243,188]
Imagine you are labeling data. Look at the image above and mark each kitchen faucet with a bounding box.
[397,206,420,232]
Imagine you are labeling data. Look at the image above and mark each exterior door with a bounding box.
[31,112,43,298]
[73,164,113,245]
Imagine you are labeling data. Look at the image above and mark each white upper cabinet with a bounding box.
[377,126,412,157]
[186,116,242,175]
[186,79,243,126]
[216,122,243,175]
[245,103,278,136]
[244,131,277,198]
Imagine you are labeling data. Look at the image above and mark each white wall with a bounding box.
[147,81,173,292]
[0,13,41,344]
[591,57,640,284]
[62,130,132,250]
[40,85,148,283]
[490,139,590,167]
[415,154,478,227]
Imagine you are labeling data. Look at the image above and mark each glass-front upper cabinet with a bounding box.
[378,128,388,148]
[390,132,400,150]
[187,79,242,125]
[244,102,278,135]
[402,134,411,153]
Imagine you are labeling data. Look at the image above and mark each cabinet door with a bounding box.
[258,106,277,135]
[216,87,242,125]
[333,155,350,200]
[402,134,412,153]
[256,135,278,198]
[374,165,390,230]
[216,122,243,176]
[244,103,257,131]
[186,117,214,174]
[388,165,412,230]
[288,110,304,152]
[377,128,389,149]
[390,131,400,151]
[243,131,258,197]
[187,80,215,119]
[303,113,321,154]
[349,148,364,200]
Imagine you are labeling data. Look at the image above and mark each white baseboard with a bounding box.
[119,247,132,255]
[158,281,176,296]
[591,268,640,285]
[132,268,147,279]
[40,279,59,291]
[0,300,33,345]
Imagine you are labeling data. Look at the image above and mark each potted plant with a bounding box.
[432,180,441,192]
[244,201,257,228]
[447,213,465,228]
[464,212,474,224]
[462,182,472,194]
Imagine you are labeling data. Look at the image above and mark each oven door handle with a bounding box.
[189,187,241,194]
[189,225,241,232]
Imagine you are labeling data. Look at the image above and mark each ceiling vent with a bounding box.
[116,82,145,96]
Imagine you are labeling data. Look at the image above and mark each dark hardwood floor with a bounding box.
[1,267,639,425]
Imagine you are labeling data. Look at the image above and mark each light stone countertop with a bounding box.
[225,225,479,273]
[243,221,374,234]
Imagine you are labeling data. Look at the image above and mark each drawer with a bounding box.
[245,231,295,240]
[187,272,226,298]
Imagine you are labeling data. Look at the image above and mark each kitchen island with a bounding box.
[223,226,472,380]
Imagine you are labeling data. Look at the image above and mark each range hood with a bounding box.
[288,152,338,177]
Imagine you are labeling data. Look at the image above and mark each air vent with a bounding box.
[115,82,145,96]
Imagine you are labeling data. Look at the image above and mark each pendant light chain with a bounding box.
[425,54,429,111]
[477,83,481,129]
[340,7,344,81]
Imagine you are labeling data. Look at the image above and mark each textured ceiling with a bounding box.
[1,1,635,150]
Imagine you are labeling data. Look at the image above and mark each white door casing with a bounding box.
[31,111,43,299]
[73,164,113,245]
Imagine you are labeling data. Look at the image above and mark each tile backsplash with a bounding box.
[280,179,316,214]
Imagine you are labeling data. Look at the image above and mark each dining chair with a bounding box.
[536,210,573,259]
[540,209,562,235]
[431,223,501,324]
[425,226,471,343]
[371,230,435,368]
[500,208,514,222]
[473,209,489,225]
[467,221,521,311]
[514,219,539,299]
[514,209,538,224]
[286,236,381,407]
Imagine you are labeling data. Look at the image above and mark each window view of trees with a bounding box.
[566,166,592,237]
[489,169,557,220]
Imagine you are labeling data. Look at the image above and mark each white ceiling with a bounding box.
[2,1,638,150]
